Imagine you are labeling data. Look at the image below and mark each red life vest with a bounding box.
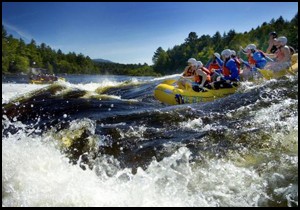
[208,63,221,73]
[248,50,266,66]
[275,46,291,61]
[184,66,195,76]
[248,54,256,65]
[222,62,230,77]
[195,67,211,83]
[202,67,211,75]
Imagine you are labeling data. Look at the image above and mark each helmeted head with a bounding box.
[269,31,278,38]
[247,44,256,50]
[196,61,203,68]
[221,49,232,59]
[187,58,197,66]
[277,36,287,46]
[231,50,236,56]
[244,44,256,53]
[273,38,279,46]
[213,52,220,59]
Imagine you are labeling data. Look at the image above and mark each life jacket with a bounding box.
[275,45,295,55]
[195,67,211,84]
[248,54,256,65]
[184,66,195,77]
[275,46,291,61]
[208,62,221,73]
[277,51,285,61]
[248,50,266,65]
[222,62,231,77]
[258,50,266,57]
[288,46,295,55]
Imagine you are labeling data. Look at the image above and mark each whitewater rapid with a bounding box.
[2,75,298,207]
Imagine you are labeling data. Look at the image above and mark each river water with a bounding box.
[2,73,298,207]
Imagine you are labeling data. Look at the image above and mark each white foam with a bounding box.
[2,84,48,104]
[2,129,268,207]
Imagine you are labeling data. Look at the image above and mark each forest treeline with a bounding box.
[2,13,298,76]
[152,13,298,75]
[2,25,158,76]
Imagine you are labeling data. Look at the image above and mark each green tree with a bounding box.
[14,55,30,73]
[2,25,7,39]
[287,12,298,50]
[212,31,222,52]
[185,32,198,44]
[152,47,164,64]
[185,32,199,56]
[152,48,170,74]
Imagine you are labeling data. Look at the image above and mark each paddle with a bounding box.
[264,55,274,62]
[239,58,256,71]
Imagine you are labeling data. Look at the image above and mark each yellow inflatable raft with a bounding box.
[258,53,298,80]
[154,79,239,105]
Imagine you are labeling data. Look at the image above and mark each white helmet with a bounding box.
[196,61,203,68]
[213,52,220,59]
[231,50,236,56]
[277,36,287,45]
[187,58,197,64]
[246,44,256,51]
[221,49,232,58]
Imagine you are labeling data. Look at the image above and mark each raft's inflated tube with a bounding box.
[154,81,238,105]
[258,53,298,80]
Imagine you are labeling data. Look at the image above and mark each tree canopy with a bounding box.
[152,13,298,75]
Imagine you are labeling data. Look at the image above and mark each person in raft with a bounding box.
[192,60,213,92]
[210,49,240,89]
[177,58,198,89]
[240,44,268,70]
[205,52,223,82]
[264,36,292,72]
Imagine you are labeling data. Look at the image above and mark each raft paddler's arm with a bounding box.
[264,53,276,59]
[182,66,190,76]
[196,69,207,87]
[179,76,194,81]
[215,56,224,67]
[239,58,251,68]
[239,59,258,71]
[240,46,248,55]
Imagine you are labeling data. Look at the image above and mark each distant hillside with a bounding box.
[92,58,114,63]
